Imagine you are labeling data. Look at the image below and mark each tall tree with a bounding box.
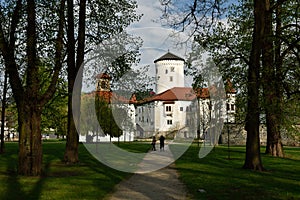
[264,0,299,156]
[160,0,299,161]
[0,70,8,153]
[0,0,65,175]
[64,0,86,164]
[64,0,140,163]
[242,0,265,171]
[159,0,265,169]
[261,0,284,157]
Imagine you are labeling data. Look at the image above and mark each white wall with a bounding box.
[155,60,185,94]
[79,132,135,142]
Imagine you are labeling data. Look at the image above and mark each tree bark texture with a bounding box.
[262,1,284,157]
[64,0,86,163]
[243,0,265,171]
[65,74,79,163]
[18,102,43,176]
[16,0,43,176]
[262,0,284,157]
[65,0,78,164]
[0,71,8,153]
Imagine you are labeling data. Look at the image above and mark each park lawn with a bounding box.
[0,141,150,200]
[176,144,300,200]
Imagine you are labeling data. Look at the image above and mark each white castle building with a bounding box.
[84,51,236,142]
[134,52,236,139]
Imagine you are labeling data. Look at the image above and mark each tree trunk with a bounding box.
[18,103,43,176]
[265,113,284,156]
[243,0,265,171]
[0,71,8,153]
[64,73,80,163]
[65,48,80,163]
[64,0,86,163]
[262,0,284,157]
[64,117,79,163]
[16,0,43,176]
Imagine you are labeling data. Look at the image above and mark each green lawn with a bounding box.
[0,141,150,200]
[175,144,300,200]
[0,142,299,200]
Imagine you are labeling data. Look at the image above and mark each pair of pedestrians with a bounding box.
[151,135,165,151]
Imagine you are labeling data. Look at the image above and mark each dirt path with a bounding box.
[105,144,189,200]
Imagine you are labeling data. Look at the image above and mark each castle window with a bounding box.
[231,104,235,111]
[180,107,183,111]
[167,120,172,125]
[170,76,173,82]
[171,67,175,72]
[165,69,168,74]
[166,106,171,112]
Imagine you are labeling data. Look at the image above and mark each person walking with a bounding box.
[159,135,165,151]
[151,136,156,151]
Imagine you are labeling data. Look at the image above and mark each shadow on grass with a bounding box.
[175,144,300,200]
[1,142,58,200]
[0,142,131,200]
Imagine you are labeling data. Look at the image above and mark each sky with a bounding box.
[81,0,195,93]
[126,0,194,87]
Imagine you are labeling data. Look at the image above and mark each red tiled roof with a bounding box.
[84,85,229,105]
[152,87,196,101]
[225,79,236,93]
[137,87,210,104]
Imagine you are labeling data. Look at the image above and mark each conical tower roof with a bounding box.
[154,52,185,63]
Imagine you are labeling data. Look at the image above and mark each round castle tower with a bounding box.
[96,73,111,92]
[154,52,185,94]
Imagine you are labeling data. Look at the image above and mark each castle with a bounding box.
[92,51,236,142]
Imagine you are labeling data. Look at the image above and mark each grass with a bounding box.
[175,144,300,200]
[1,142,299,200]
[0,141,150,200]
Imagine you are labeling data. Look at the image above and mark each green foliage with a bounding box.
[41,87,67,137]
[167,0,300,134]
[85,0,141,44]
[39,63,68,137]
[134,88,155,101]
[3,100,17,137]
[81,94,124,140]
[95,96,122,138]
